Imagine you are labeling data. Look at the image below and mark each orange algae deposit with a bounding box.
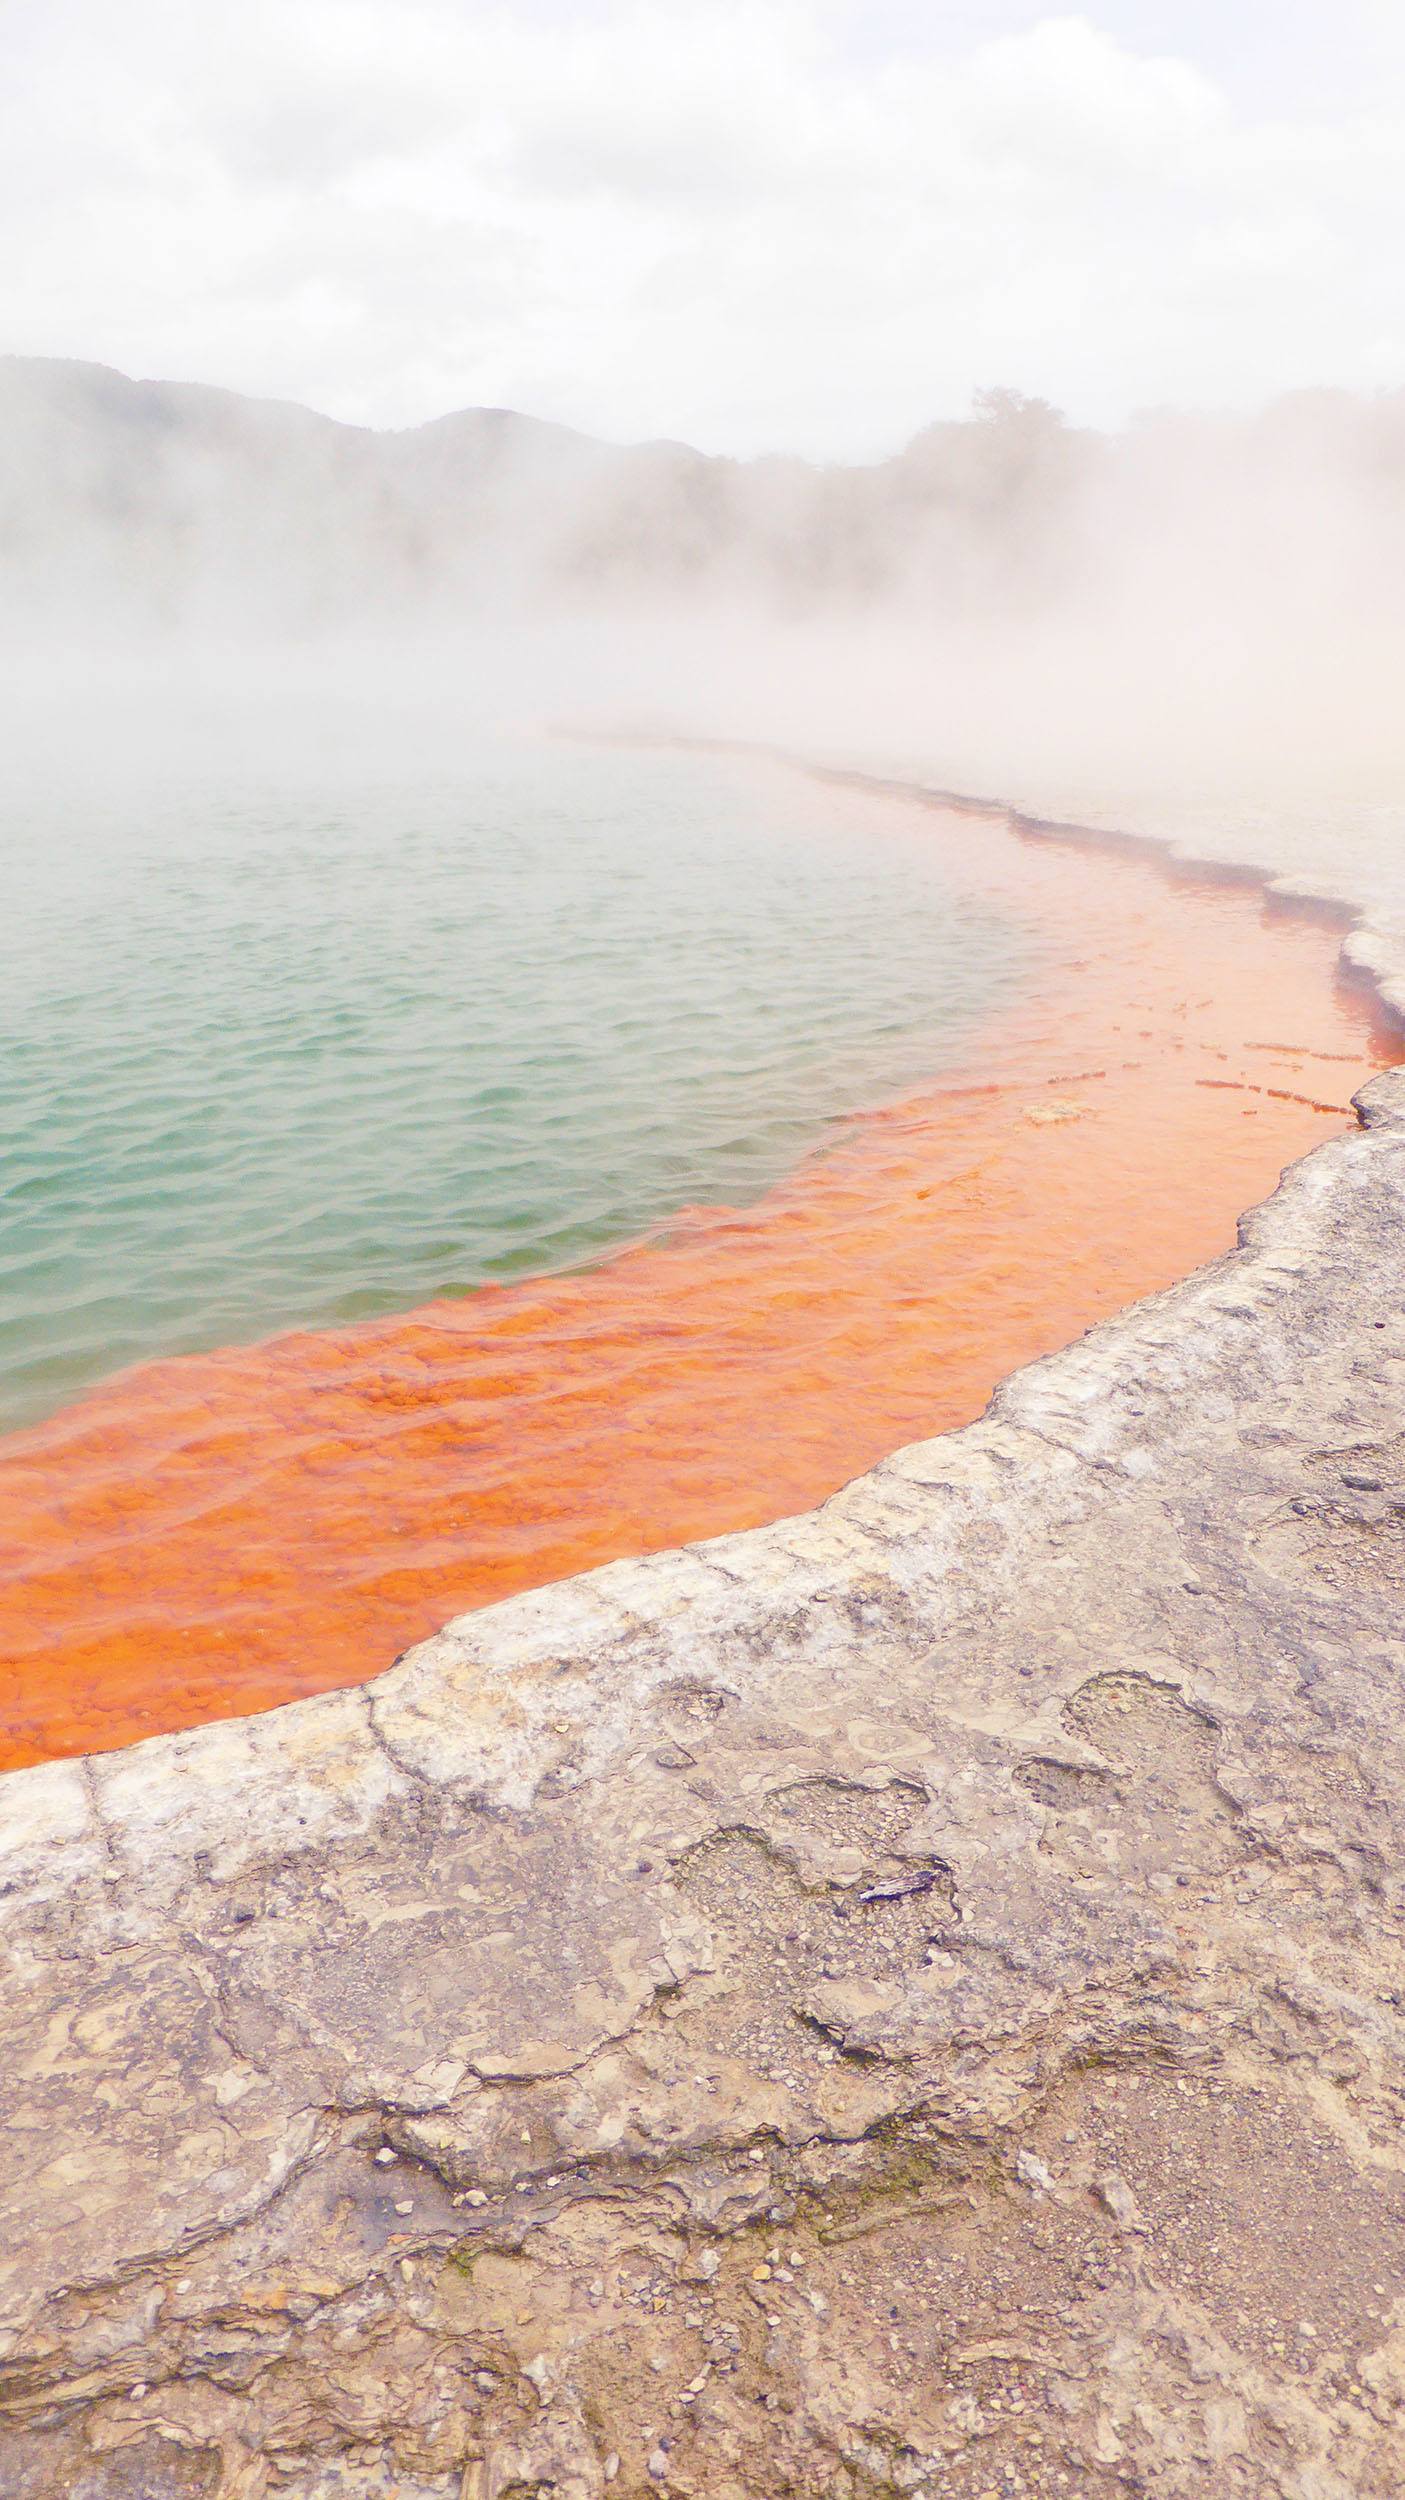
[1,779,1400,1770]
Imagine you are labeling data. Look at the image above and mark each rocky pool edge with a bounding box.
[4,777,1405,2498]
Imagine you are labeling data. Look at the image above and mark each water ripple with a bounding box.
[0,742,1028,1429]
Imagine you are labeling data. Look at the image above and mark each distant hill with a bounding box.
[0,357,1102,632]
[3,355,1404,649]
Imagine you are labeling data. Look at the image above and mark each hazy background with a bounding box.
[2,4,1404,935]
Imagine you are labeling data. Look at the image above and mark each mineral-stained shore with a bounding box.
[4,1055,1405,2497]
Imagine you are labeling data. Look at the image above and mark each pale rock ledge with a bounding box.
[3,1074,1405,2498]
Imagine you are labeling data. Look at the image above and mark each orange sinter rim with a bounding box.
[1,774,1400,1768]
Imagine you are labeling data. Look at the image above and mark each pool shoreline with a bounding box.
[658,725,1405,1021]
[2,754,1396,1765]
[4,766,1405,2493]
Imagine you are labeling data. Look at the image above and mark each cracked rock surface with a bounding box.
[4,1072,1405,2499]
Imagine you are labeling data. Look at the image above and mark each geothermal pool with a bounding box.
[2,743,1028,1427]
[1,744,1399,1766]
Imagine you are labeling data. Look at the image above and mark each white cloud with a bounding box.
[1,0,1402,455]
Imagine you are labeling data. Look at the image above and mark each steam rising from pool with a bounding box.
[4,360,1405,1764]
[3,360,1403,944]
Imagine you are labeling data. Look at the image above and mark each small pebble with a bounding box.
[374,2148,395,2167]
[394,2199,413,2215]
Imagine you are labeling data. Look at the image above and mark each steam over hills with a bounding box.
[8,351,1402,632]
[5,352,1405,819]
[1,354,1097,630]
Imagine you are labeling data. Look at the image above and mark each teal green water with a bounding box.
[0,742,1028,1431]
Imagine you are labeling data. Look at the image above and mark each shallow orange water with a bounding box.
[1,776,1399,1769]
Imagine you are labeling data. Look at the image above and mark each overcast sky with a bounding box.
[3,0,1402,458]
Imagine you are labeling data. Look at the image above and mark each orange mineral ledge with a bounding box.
[1,780,1400,1768]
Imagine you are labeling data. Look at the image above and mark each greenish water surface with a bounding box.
[0,741,1029,1430]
